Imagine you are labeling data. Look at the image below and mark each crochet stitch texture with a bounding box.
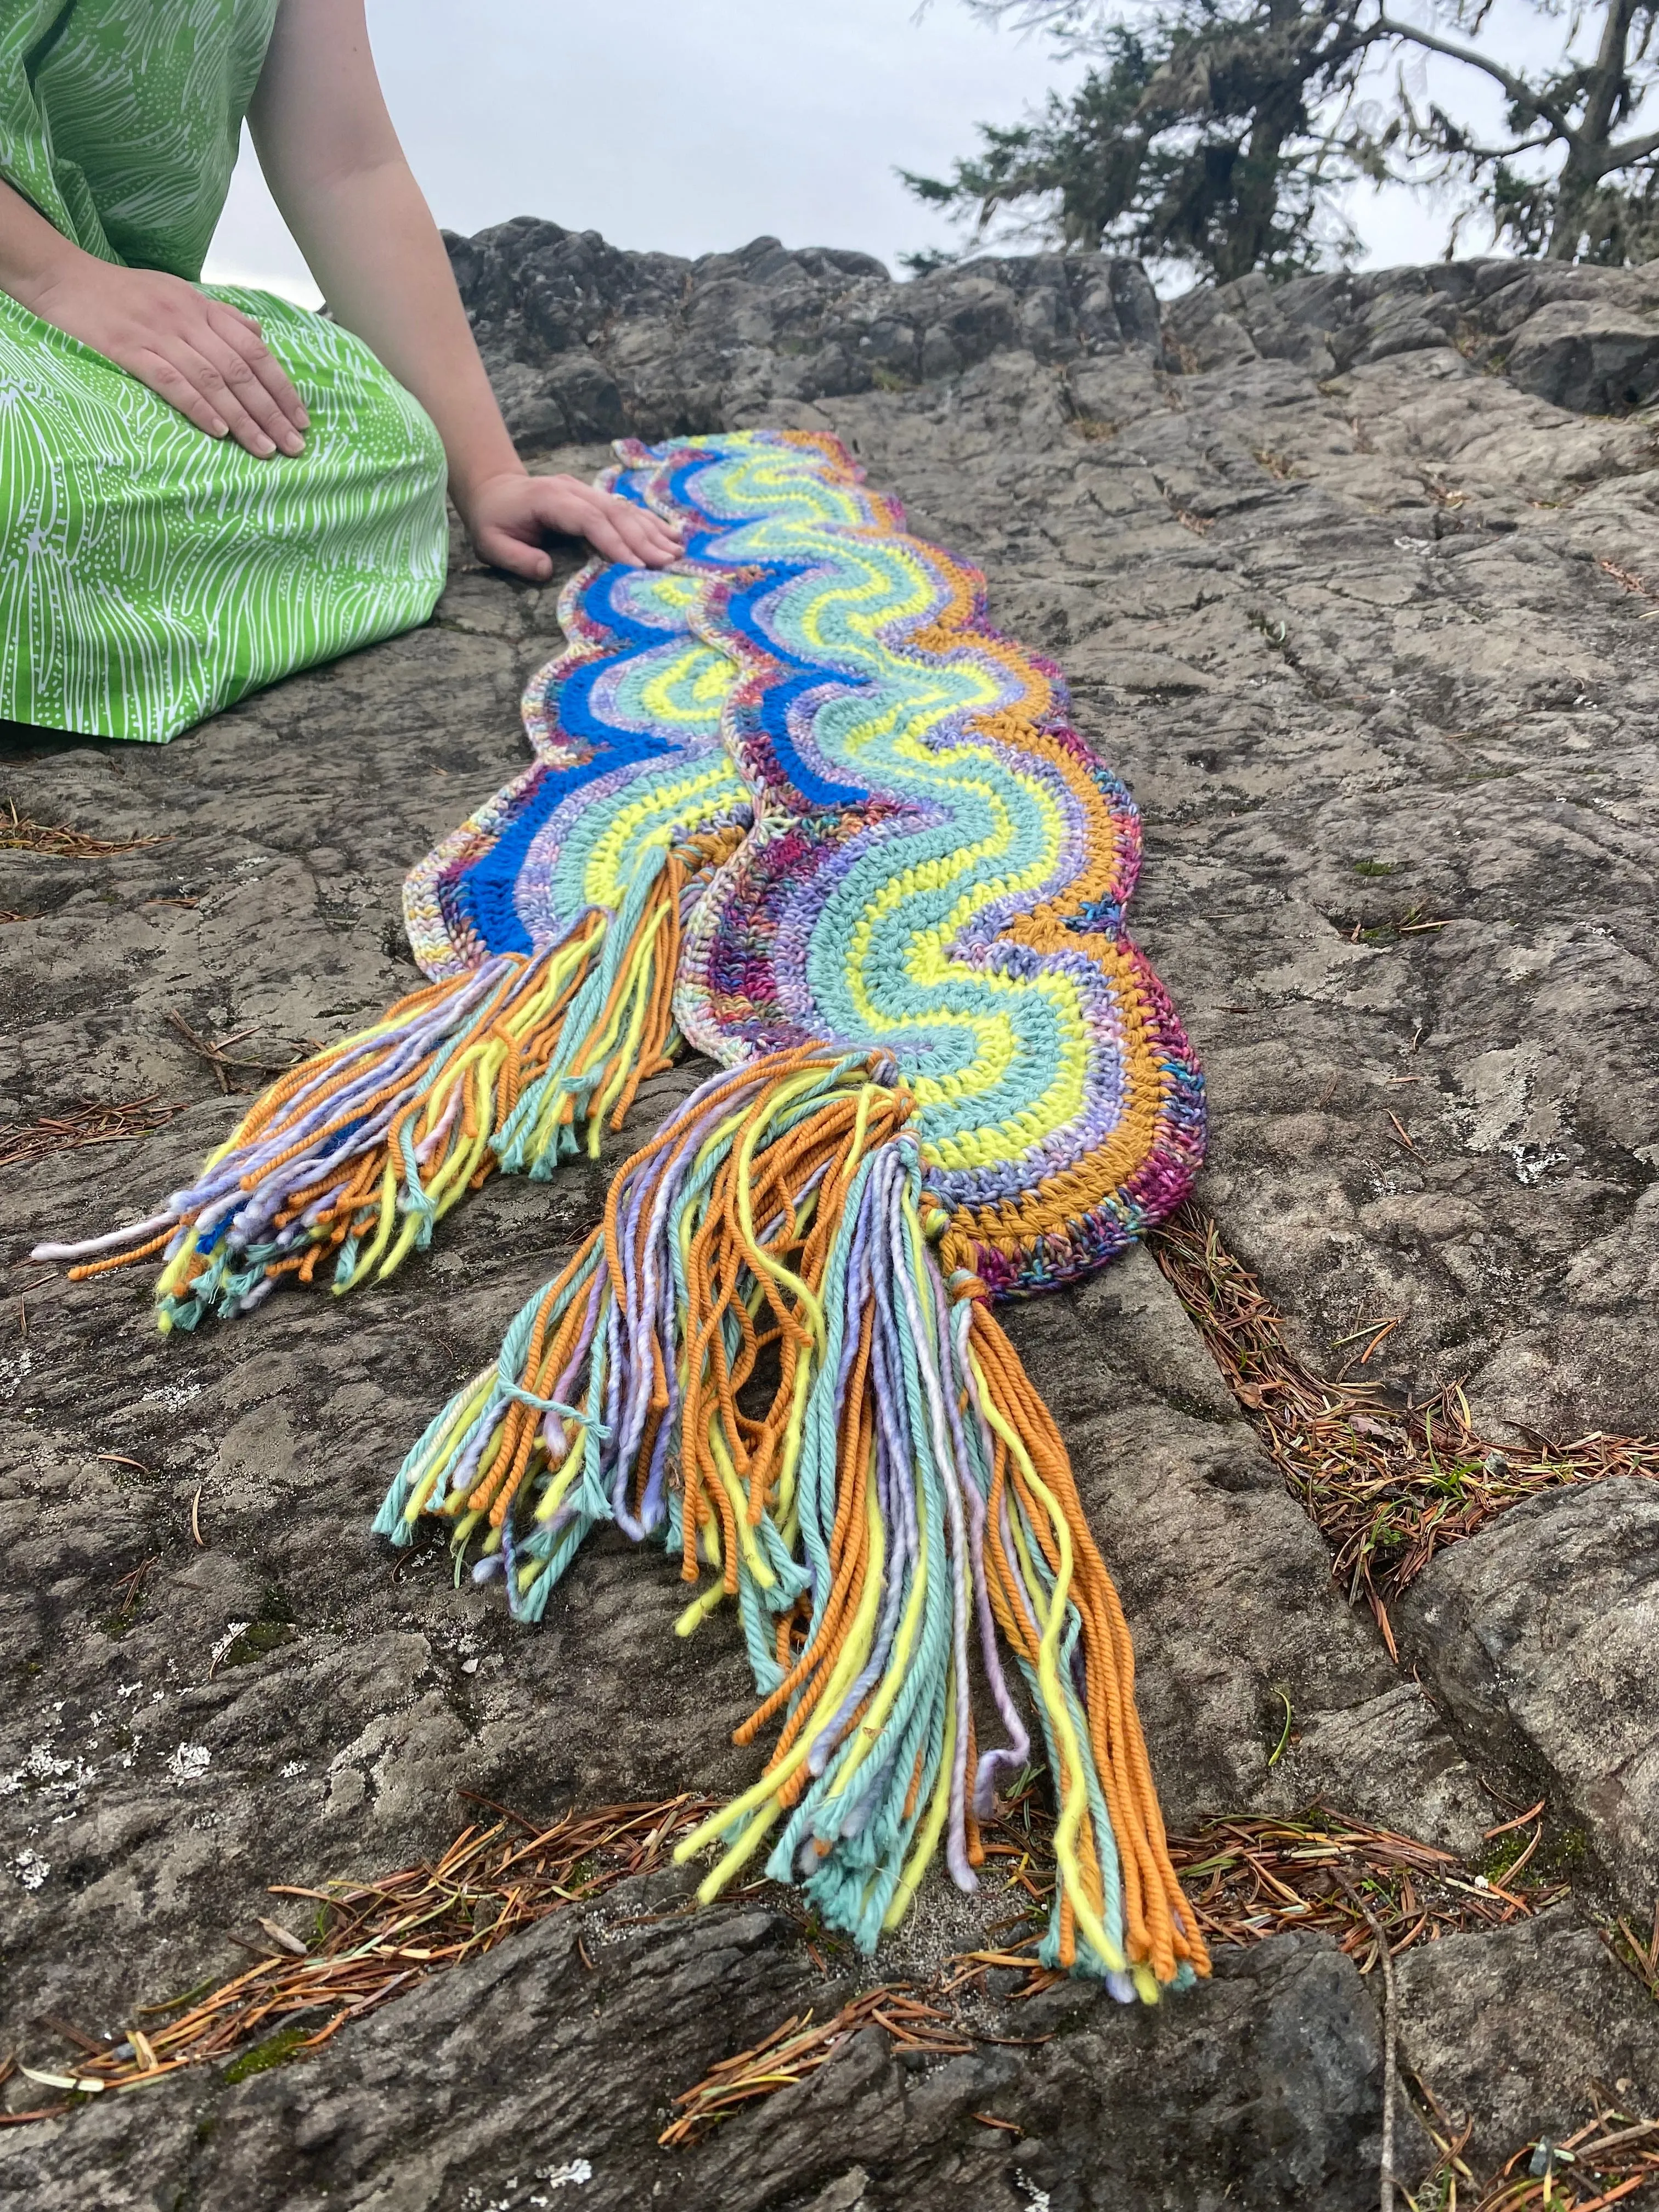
[408,429,1205,1290]
[39,430,1209,1999]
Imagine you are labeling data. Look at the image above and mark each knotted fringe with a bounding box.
[32,834,738,1330]
[380,1046,1207,1999]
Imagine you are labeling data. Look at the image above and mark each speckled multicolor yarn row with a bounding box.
[409,430,1204,1293]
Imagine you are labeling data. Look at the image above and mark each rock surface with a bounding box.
[1396,1909,1659,2171]
[1401,1477,1659,1901]
[2,229,1657,2205]
[0,1887,1396,2212]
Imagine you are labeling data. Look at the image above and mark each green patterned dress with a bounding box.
[0,0,448,743]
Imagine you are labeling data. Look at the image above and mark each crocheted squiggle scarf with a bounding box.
[42,431,1207,2000]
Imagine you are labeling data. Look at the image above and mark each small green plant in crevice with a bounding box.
[222,2027,307,2084]
[1352,859,1401,877]
[1421,1454,1483,1499]
[1470,1805,1550,1888]
[1536,1824,1594,1881]
[221,1620,296,1668]
[99,1555,158,1641]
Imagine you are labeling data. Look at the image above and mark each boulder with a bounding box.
[1397,1911,1659,2170]
[1400,1478,1659,1902]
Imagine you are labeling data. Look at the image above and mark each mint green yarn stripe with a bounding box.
[493,847,670,1176]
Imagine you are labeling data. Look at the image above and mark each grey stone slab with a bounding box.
[1397,1911,1659,2171]
[5,233,1657,2199]
[1401,1477,1659,1903]
[0,1901,1389,2212]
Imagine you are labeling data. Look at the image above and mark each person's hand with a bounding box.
[20,258,308,458]
[462,469,682,578]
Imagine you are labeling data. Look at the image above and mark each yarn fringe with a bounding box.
[32,834,736,1330]
[380,1046,1207,1997]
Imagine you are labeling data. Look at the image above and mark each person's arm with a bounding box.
[0,173,308,455]
[247,0,677,576]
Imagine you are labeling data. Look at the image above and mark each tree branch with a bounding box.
[1414,129,1556,165]
[1599,117,1659,169]
[1373,13,1578,143]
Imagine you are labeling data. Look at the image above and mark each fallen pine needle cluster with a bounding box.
[5,1795,715,2121]
[934,1772,1567,2004]
[1,798,166,859]
[1149,1206,1659,1644]
[658,1989,970,2149]
[0,1094,188,1173]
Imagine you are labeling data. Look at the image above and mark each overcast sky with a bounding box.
[201,0,1592,305]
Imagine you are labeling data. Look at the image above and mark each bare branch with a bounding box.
[1373,13,1579,142]
[1410,129,1557,164]
[1599,117,1659,168]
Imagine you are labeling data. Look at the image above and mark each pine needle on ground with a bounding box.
[0,1095,189,1172]
[1,798,166,858]
[1149,1205,1659,1644]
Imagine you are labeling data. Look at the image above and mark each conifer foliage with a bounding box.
[907,0,1659,280]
